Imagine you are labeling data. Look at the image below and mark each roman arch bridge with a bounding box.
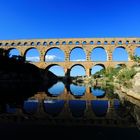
[0,37,139,77]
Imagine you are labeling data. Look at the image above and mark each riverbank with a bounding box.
[73,66,140,100]
[114,72,140,100]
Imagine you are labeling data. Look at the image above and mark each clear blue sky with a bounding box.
[0,0,140,39]
[1,0,140,76]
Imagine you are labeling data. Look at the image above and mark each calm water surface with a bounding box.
[0,81,140,139]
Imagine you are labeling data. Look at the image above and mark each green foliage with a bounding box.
[130,54,140,63]
[115,68,136,88]
[93,67,121,82]
[92,65,137,88]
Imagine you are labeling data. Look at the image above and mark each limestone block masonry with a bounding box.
[0,37,139,76]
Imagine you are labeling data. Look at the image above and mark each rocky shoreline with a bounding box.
[72,67,140,101]
[115,72,140,101]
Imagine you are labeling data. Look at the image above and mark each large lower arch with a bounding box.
[91,64,105,75]
[91,47,108,61]
[7,48,20,58]
[112,47,128,61]
[45,64,65,77]
[70,47,86,61]
[70,64,86,77]
[134,46,140,56]
[24,47,40,62]
[45,47,65,62]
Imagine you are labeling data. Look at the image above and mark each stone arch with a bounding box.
[90,41,94,44]
[75,41,80,45]
[36,42,41,46]
[132,40,136,44]
[90,47,108,61]
[91,64,105,75]
[62,41,66,45]
[24,47,40,62]
[49,41,53,46]
[24,42,28,46]
[11,42,16,46]
[82,41,87,45]
[70,64,86,77]
[70,47,86,61]
[134,46,140,56]
[118,40,122,45]
[44,47,65,62]
[97,41,101,45]
[5,43,9,46]
[17,42,22,46]
[115,64,126,68]
[7,48,21,58]
[68,41,73,45]
[31,42,35,46]
[112,46,128,61]
[126,40,129,45]
[43,41,47,46]
[45,64,65,77]
[104,41,108,45]
[55,41,60,45]
[111,41,115,45]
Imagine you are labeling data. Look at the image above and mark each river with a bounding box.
[0,81,140,139]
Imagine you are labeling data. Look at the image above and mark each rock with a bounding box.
[132,72,140,93]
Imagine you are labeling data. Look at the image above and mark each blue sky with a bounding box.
[1,0,140,76]
[0,0,140,39]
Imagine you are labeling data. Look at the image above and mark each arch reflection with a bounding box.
[91,87,105,97]
[6,104,16,114]
[114,99,120,110]
[48,82,65,96]
[44,99,64,117]
[69,100,86,118]
[91,100,108,117]
[70,84,86,97]
[23,99,38,114]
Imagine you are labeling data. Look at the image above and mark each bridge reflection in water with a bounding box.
[0,81,139,129]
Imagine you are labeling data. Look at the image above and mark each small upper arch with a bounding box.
[49,41,54,46]
[24,42,28,46]
[56,41,60,45]
[11,42,16,46]
[36,42,41,46]
[82,41,87,45]
[62,41,66,45]
[75,41,80,45]
[68,41,73,45]
[97,41,101,45]
[104,41,108,45]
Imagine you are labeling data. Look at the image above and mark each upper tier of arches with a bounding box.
[0,38,140,47]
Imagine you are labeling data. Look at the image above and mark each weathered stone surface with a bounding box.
[0,38,139,77]
[132,73,140,93]
[119,72,140,100]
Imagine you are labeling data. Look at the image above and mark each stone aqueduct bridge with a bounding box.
[0,37,139,76]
